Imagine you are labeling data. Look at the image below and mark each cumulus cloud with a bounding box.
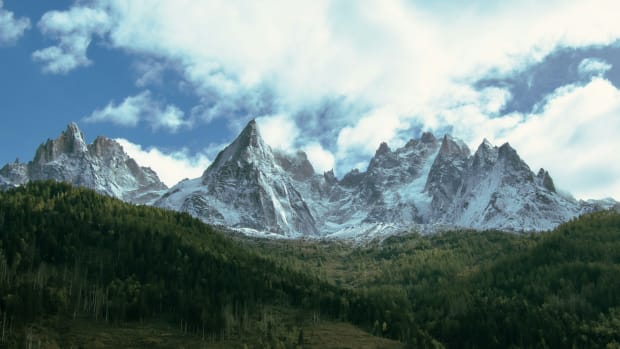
[33,6,110,73]
[578,57,612,78]
[256,114,299,150]
[115,138,210,187]
[36,0,620,198]
[497,78,620,200]
[83,91,190,132]
[39,1,620,109]
[303,143,335,174]
[0,0,30,46]
[134,59,169,87]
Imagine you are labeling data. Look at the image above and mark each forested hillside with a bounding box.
[248,210,620,348]
[0,181,619,348]
[0,181,401,348]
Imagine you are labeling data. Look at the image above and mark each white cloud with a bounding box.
[0,0,30,45]
[36,1,620,198]
[256,114,299,150]
[83,91,190,132]
[40,1,620,107]
[85,93,143,127]
[336,107,408,159]
[578,57,612,78]
[115,138,210,187]
[303,143,335,174]
[33,6,110,73]
[498,78,620,200]
[134,59,168,87]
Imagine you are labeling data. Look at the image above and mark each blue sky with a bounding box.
[1,0,620,200]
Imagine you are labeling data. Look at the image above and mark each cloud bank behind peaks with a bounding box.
[115,139,210,187]
[497,78,620,200]
[33,0,620,199]
[0,0,30,46]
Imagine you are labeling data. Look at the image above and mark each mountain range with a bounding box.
[0,123,167,204]
[1,121,617,238]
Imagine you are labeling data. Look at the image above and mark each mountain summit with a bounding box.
[156,120,610,237]
[2,120,615,238]
[0,123,167,204]
[157,120,319,236]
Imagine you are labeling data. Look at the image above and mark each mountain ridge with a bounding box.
[1,121,618,238]
[155,120,618,237]
[0,123,167,204]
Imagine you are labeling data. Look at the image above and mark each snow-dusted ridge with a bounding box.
[2,121,618,240]
[155,120,618,238]
[0,123,168,204]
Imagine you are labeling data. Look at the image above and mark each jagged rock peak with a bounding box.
[405,131,439,148]
[202,119,273,179]
[473,138,498,158]
[340,168,364,187]
[66,122,82,136]
[439,135,471,157]
[228,119,271,152]
[1,122,168,204]
[63,123,87,151]
[275,150,315,180]
[537,168,556,192]
[498,142,514,154]
[33,122,88,164]
[498,142,525,166]
[153,121,613,237]
[237,119,263,149]
[478,138,494,151]
[497,142,534,181]
[323,169,337,184]
[421,132,436,143]
[375,142,391,156]
[471,138,499,173]
[89,136,124,158]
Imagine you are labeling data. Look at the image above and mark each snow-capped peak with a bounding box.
[4,120,614,240]
[203,119,274,178]
[33,122,88,164]
[157,124,603,237]
[1,122,167,204]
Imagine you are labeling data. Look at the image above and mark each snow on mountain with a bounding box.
[431,140,581,231]
[0,123,167,204]
[156,120,318,236]
[0,175,14,191]
[156,119,611,237]
[3,120,615,239]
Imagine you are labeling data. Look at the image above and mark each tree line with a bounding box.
[1,181,620,348]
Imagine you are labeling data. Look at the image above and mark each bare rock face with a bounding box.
[0,123,167,204]
[156,119,614,237]
[0,160,28,185]
[5,120,613,239]
[157,120,319,236]
[425,135,470,216]
[429,140,582,232]
[0,175,15,190]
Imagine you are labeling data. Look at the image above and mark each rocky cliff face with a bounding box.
[156,120,603,237]
[0,123,167,204]
[156,120,318,236]
[425,139,581,231]
[4,120,613,238]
